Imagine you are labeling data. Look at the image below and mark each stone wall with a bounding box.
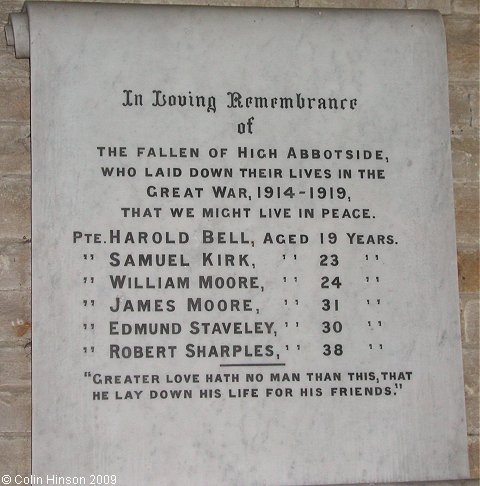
[0,0,478,481]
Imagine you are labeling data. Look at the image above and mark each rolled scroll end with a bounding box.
[6,12,30,59]
[5,23,14,46]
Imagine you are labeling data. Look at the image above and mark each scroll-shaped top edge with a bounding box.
[5,11,30,58]
[3,2,445,62]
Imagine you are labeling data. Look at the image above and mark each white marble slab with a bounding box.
[23,3,469,484]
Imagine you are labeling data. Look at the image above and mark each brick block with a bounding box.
[451,128,479,183]
[448,45,479,84]
[39,0,295,6]
[299,0,405,8]
[463,347,480,398]
[0,79,29,123]
[0,385,30,433]
[457,249,479,293]
[158,0,295,5]
[0,290,31,344]
[456,208,480,248]
[452,0,480,15]
[406,0,452,14]
[460,293,480,348]
[466,396,479,436]
[445,16,479,54]
[446,17,479,82]
[0,175,30,240]
[0,241,30,291]
[0,434,30,477]
[454,183,480,248]
[0,123,30,175]
[0,346,31,385]
[0,49,29,79]
[449,83,479,132]
[454,182,479,210]
[469,435,479,478]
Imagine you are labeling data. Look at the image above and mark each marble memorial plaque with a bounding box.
[8,3,469,485]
